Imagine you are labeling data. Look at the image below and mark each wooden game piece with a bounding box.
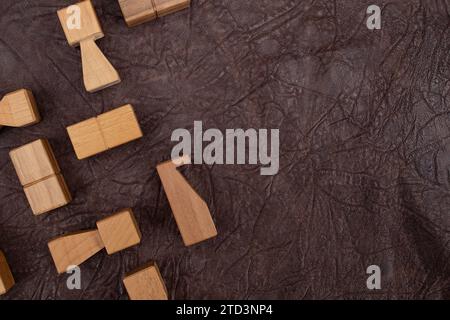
[0,89,40,128]
[156,155,217,246]
[0,251,15,295]
[9,139,72,215]
[66,104,143,160]
[123,262,168,300]
[118,0,190,27]
[48,209,141,274]
[57,0,120,92]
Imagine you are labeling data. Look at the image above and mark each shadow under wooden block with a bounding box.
[123,262,168,300]
[9,139,71,215]
[67,104,143,159]
[0,89,41,128]
[0,251,15,295]
[57,0,120,92]
[157,156,217,246]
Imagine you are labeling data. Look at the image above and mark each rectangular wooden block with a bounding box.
[24,174,72,216]
[123,262,168,300]
[67,104,143,160]
[154,0,190,17]
[57,0,104,46]
[0,251,15,295]
[118,0,156,27]
[96,209,142,254]
[0,89,41,127]
[9,139,60,186]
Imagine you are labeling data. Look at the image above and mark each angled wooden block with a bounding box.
[48,230,105,274]
[9,139,72,215]
[118,0,156,27]
[0,89,41,128]
[0,251,15,295]
[67,104,143,159]
[157,156,217,246]
[118,0,190,27]
[96,209,142,254]
[123,262,168,300]
[57,0,120,92]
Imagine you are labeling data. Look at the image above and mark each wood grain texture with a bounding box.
[0,251,15,295]
[67,104,143,159]
[123,262,168,300]
[157,157,217,246]
[0,89,40,128]
[48,230,105,274]
[118,0,156,27]
[96,209,142,255]
[153,0,190,17]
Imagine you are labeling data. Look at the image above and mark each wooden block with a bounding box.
[123,262,168,300]
[48,230,105,274]
[118,0,156,27]
[24,174,72,216]
[57,0,120,92]
[96,209,142,254]
[57,0,103,47]
[9,139,72,215]
[157,156,217,246]
[0,251,15,295]
[9,139,60,187]
[67,104,143,159]
[0,89,41,128]
[118,0,190,27]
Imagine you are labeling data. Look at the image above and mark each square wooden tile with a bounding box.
[123,263,168,300]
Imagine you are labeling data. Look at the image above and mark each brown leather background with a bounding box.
[0,0,449,300]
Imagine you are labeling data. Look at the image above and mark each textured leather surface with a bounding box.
[0,0,449,300]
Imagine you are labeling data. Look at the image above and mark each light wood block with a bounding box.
[123,262,168,300]
[157,156,217,246]
[67,104,143,159]
[48,209,141,273]
[0,89,40,128]
[0,251,15,295]
[57,0,120,92]
[96,209,142,254]
[9,139,72,215]
[118,0,190,27]
[48,230,105,274]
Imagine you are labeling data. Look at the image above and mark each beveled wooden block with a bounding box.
[57,0,103,47]
[123,262,168,300]
[154,0,190,17]
[96,209,142,254]
[9,139,60,186]
[0,251,15,295]
[118,0,156,27]
[66,117,107,160]
[24,174,72,216]
[0,89,41,127]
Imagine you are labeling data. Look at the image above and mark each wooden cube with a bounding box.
[9,139,60,186]
[0,89,41,127]
[118,0,157,27]
[123,263,168,300]
[57,0,103,46]
[0,251,15,295]
[96,209,142,254]
[67,105,143,160]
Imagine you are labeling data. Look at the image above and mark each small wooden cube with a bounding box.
[24,174,72,216]
[96,209,141,254]
[0,251,15,295]
[0,89,41,127]
[67,105,143,160]
[123,263,168,300]
[154,0,190,17]
[118,0,157,27]
[9,139,60,186]
[57,0,104,46]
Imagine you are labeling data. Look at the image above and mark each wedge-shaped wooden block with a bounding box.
[0,89,41,128]
[9,139,72,215]
[57,0,120,92]
[67,104,143,159]
[0,251,15,295]
[48,209,141,274]
[123,262,168,300]
[157,155,217,246]
[118,0,190,27]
